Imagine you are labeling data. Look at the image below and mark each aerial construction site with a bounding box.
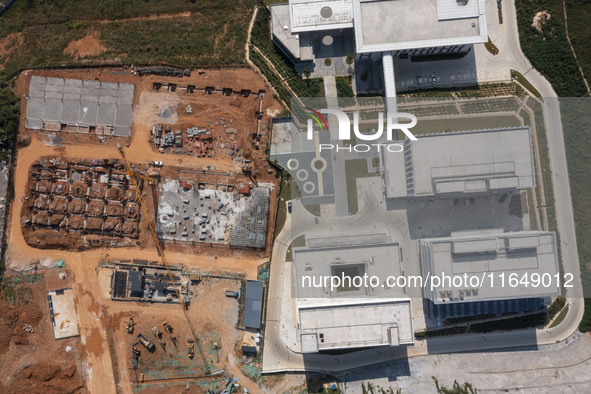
[0,66,286,394]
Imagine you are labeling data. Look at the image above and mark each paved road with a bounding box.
[480,0,585,343]
[262,0,585,373]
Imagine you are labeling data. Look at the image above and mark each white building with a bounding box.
[271,0,487,95]
[382,127,536,199]
[419,230,560,318]
[292,239,414,352]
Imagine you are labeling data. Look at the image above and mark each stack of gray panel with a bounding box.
[25,76,134,137]
[229,188,270,248]
[187,127,209,138]
[174,130,183,147]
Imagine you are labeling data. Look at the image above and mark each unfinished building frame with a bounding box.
[23,157,143,239]
[157,179,270,249]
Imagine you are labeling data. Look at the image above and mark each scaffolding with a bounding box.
[229,188,269,248]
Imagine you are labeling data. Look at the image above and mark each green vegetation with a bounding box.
[0,72,19,159]
[345,159,376,215]
[285,235,306,262]
[398,83,516,99]
[336,76,354,97]
[1,273,43,305]
[272,168,293,240]
[470,312,548,333]
[565,0,591,89]
[324,58,332,67]
[498,4,504,24]
[484,37,499,55]
[432,377,477,394]
[361,382,400,394]
[511,70,542,97]
[550,305,569,328]
[527,189,537,230]
[417,312,550,338]
[411,115,521,134]
[560,99,591,332]
[250,7,324,104]
[515,0,587,96]
[548,296,566,317]
[0,0,257,77]
[336,76,355,107]
[346,53,354,65]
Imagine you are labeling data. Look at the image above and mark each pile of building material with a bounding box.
[137,66,190,77]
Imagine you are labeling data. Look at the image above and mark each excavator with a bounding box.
[152,327,166,350]
[116,143,208,373]
[241,163,257,186]
[131,345,140,368]
[162,321,177,347]
[125,317,135,334]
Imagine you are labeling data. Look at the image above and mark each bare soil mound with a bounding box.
[0,298,42,354]
[64,34,107,59]
[8,363,84,394]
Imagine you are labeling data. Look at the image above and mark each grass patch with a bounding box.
[0,0,256,77]
[285,234,306,262]
[560,98,591,331]
[550,305,569,328]
[398,83,516,98]
[527,189,537,230]
[336,76,355,107]
[344,159,378,215]
[498,5,504,24]
[273,170,292,240]
[511,70,542,97]
[411,115,521,134]
[485,37,499,55]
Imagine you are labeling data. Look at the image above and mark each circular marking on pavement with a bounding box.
[311,157,327,172]
[303,181,316,194]
[322,35,334,46]
[296,169,309,181]
[287,158,299,170]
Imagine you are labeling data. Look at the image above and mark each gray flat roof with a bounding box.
[353,0,487,53]
[298,298,413,352]
[25,76,135,137]
[128,270,143,292]
[383,127,535,198]
[420,231,560,303]
[293,237,402,298]
[244,280,264,330]
[271,4,314,61]
[293,237,413,352]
